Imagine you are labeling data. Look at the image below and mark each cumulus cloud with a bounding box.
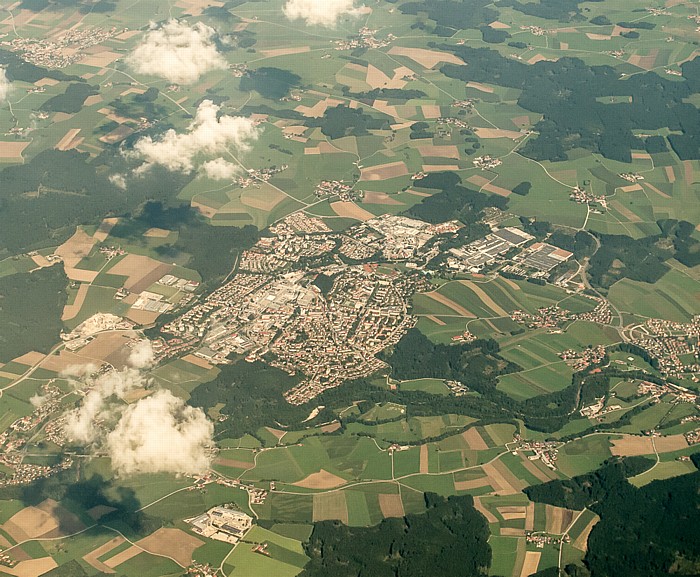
[109,173,127,190]
[200,158,239,180]
[127,20,227,84]
[283,0,364,27]
[128,340,155,369]
[62,338,214,476]
[64,367,148,444]
[106,390,214,475]
[129,100,258,175]
[0,68,10,103]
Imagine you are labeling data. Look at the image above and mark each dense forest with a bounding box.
[299,493,491,577]
[439,48,700,162]
[525,457,700,577]
[0,150,191,255]
[306,105,390,139]
[0,264,67,362]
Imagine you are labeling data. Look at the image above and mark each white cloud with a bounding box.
[106,390,214,475]
[129,100,258,175]
[283,0,364,27]
[62,338,214,476]
[128,340,155,369]
[127,20,227,84]
[0,68,10,103]
[109,173,127,190]
[64,367,148,445]
[200,158,239,180]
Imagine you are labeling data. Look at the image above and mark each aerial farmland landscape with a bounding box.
[0,0,698,575]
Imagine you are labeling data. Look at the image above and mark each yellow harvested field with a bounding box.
[294,470,348,489]
[420,444,429,473]
[473,497,498,523]
[321,422,341,433]
[330,201,375,221]
[363,192,404,205]
[462,427,489,451]
[628,52,657,69]
[573,514,600,551]
[78,332,136,368]
[0,142,29,161]
[586,33,612,40]
[4,558,58,577]
[631,152,652,160]
[0,140,30,160]
[684,160,694,185]
[143,227,171,238]
[83,536,125,574]
[62,282,89,321]
[500,527,525,536]
[511,115,530,128]
[366,64,412,89]
[459,280,508,316]
[423,164,460,172]
[361,161,408,181]
[423,291,475,318]
[388,46,463,68]
[519,551,541,577]
[619,184,643,193]
[378,494,405,518]
[417,144,460,159]
[80,51,121,67]
[425,314,445,325]
[94,217,119,242]
[64,267,98,283]
[313,492,348,523]
[99,124,134,144]
[241,187,286,211]
[296,97,343,118]
[466,81,494,93]
[545,505,574,534]
[108,254,172,293]
[262,46,310,58]
[421,104,441,119]
[31,254,53,269]
[474,127,524,139]
[3,507,57,542]
[182,354,213,370]
[56,128,82,151]
[11,351,45,366]
[34,78,60,87]
[655,434,690,452]
[665,165,676,183]
[483,182,512,197]
[610,435,654,456]
[373,100,400,119]
[55,228,95,268]
[525,501,535,531]
[498,506,526,520]
[137,528,204,568]
[104,545,141,569]
[490,20,511,29]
